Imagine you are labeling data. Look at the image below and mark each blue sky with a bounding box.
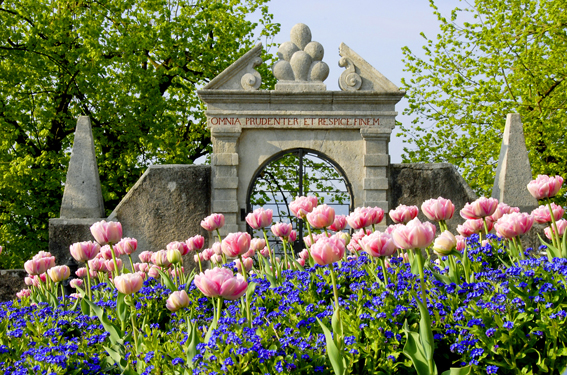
[255,0,466,162]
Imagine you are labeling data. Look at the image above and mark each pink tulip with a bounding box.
[259,247,270,258]
[271,223,293,238]
[432,231,457,256]
[194,267,248,300]
[201,248,214,261]
[113,273,144,294]
[243,248,256,258]
[24,257,55,276]
[69,293,82,300]
[88,258,107,272]
[70,241,100,262]
[531,203,565,224]
[289,196,317,218]
[298,249,310,261]
[170,266,185,278]
[304,232,331,248]
[29,276,41,287]
[360,232,397,257]
[32,251,53,260]
[39,273,47,283]
[166,290,190,312]
[201,213,225,231]
[310,236,345,265]
[211,254,223,263]
[489,203,520,221]
[494,212,534,239]
[212,242,222,255]
[167,241,189,256]
[460,197,499,220]
[115,238,138,255]
[421,197,455,221]
[222,232,251,258]
[392,218,436,249]
[545,219,567,240]
[389,205,419,224]
[296,258,306,267]
[24,277,34,286]
[70,279,84,289]
[527,175,564,200]
[307,205,335,229]
[289,230,297,242]
[106,258,123,272]
[329,215,347,231]
[455,235,466,251]
[48,265,71,283]
[457,219,485,237]
[148,266,161,279]
[347,229,371,253]
[151,250,170,267]
[245,207,273,229]
[16,289,31,299]
[100,245,113,260]
[347,207,373,229]
[193,254,201,263]
[186,235,205,252]
[335,232,351,247]
[369,207,385,225]
[235,257,253,272]
[139,251,154,263]
[134,263,150,273]
[250,238,266,251]
[90,220,123,245]
[75,267,88,278]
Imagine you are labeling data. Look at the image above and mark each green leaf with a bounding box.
[204,307,218,344]
[316,317,346,375]
[84,299,123,345]
[156,268,177,292]
[290,257,306,272]
[441,366,471,375]
[331,308,343,339]
[539,234,561,259]
[413,292,435,363]
[403,320,438,375]
[80,298,90,316]
[186,320,200,369]
[116,292,127,324]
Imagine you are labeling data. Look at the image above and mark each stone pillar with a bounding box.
[492,114,538,212]
[211,126,241,236]
[360,127,390,212]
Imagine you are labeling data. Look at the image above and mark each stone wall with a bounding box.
[0,269,26,302]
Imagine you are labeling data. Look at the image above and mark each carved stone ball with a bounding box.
[289,51,312,81]
[272,60,295,81]
[278,41,299,62]
[290,23,312,50]
[309,61,329,82]
[304,41,324,61]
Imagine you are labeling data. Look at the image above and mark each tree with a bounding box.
[0,0,279,268]
[400,0,567,203]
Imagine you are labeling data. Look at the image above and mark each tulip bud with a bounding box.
[166,248,182,264]
[166,290,190,312]
[433,231,457,256]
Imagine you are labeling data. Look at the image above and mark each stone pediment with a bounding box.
[202,43,263,91]
[338,42,399,93]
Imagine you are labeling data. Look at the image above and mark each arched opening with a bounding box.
[246,148,353,256]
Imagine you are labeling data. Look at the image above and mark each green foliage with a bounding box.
[0,0,280,268]
[400,0,567,202]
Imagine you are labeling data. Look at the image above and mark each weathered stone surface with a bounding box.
[0,269,26,302]
[49,218,101,265]
[390,163,477,233]
[203,43,263,91]
[492,114,538,213]
[60,116,105,219]
[108,165,211,270]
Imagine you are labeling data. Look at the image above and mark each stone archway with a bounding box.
[197,23,404,236]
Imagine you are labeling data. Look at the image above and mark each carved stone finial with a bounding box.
[273,23,329,92]
[338,43,399,92]
[203,43,263,91]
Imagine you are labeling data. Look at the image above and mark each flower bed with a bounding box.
[1,175,566,375]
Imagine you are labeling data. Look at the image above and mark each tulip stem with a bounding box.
[128,254,135,273]
[238,255,248,282]
[414,249,428,306]
[109,243,120,277]
[482,218,490,238]
[372,224,376,232]
[379,257,389,287]
[262,229,275,272]
[329,265,343,333]
[84,262,93,300]
[196,251,203,273]
[282,240,289,270]
[216,297,223,322]
[130,306,139,353]
[60,283,66,311]
[547,199,562,251]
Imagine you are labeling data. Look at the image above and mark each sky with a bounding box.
[252,0,465,163]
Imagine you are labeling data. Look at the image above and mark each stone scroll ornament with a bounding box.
[272,23,329,90]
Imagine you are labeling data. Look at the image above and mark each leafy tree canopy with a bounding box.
[0,0,279,268]
[400,0,567,203]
